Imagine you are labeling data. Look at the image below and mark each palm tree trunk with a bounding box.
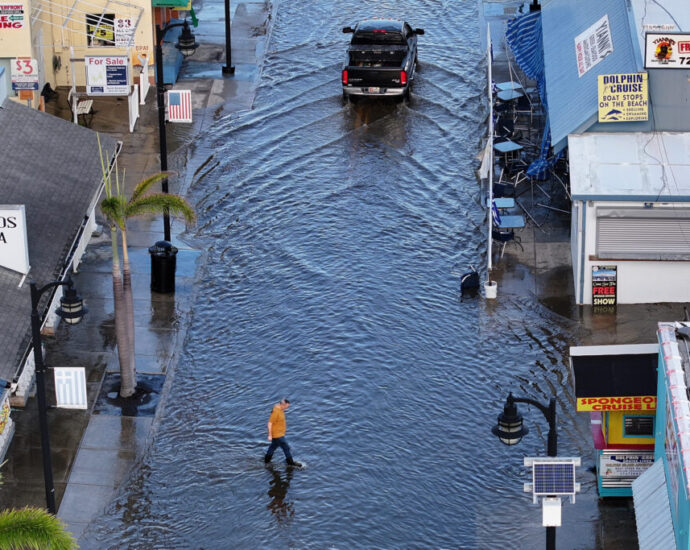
[111,227,135,398]
[120,229,137,398]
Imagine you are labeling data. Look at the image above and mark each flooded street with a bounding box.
[80,1,638,548]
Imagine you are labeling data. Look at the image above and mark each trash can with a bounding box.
[149,240,178,293]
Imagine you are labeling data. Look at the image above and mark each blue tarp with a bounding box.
[505,12,553,180]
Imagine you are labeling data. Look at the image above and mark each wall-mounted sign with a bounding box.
[10,58,38,90]
[0,205,30,275]
[599,452,654,485]
[597,73,648,122]
[114,17,135,48]
[85,55,129,95]
[577,396,657,412]
[0,3,24,29]
[575,14,614,78]
[644,32,690,69]
[592,265,616,306]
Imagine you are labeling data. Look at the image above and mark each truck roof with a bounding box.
[356,20,403,33]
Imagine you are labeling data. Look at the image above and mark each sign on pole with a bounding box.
[597,73,648,122]
[644,32,690,69]
[54,367,87,409]
[85,55,129,96]
[0,205,30,275]
[166,90,192,122]
[11,58,39,90]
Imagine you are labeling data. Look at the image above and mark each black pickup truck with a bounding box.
[341,19,424,101]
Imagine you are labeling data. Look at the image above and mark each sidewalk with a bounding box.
[0,1,275,544]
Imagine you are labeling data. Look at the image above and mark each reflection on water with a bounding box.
[77,1,638,549]
[266,465,294,524]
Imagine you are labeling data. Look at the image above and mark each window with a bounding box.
[596,207,690,260]
[86,13,115,47]
[624,415,654,437]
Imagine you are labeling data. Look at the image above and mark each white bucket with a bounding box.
[484,280,497,299]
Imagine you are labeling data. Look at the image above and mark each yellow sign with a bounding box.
[597,73,648,122]
[577,396,657,411]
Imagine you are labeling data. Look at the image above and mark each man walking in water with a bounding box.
[265,398,302,467]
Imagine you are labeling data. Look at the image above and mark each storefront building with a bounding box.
[570,344,657,497]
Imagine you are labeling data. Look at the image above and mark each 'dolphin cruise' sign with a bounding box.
[0,205,30,274]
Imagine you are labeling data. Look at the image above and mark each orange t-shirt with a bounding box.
[269,405,286,438]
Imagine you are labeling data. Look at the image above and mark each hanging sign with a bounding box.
[114,17,135,48]
[597,73,648,122]
[592,265,617,306]
[575,14,614,77]
[0,205,30,275]
[85,55,129,95]
[644,32,690,69]
[167,90,192,123]
[10,57,38,90]
[0,3,24,29]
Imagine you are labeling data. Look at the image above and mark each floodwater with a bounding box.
[80,1,636,548]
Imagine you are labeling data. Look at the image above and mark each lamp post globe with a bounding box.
[175,20,198,57]
[55,286,87,325]
[491,393,529,446]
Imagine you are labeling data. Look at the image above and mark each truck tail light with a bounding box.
[342,69,348,85]
[401,70,408,85]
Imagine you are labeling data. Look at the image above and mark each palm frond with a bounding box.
[125,194,196,225]
[130,173,172,202]
[0,507,77,550]
[100,196,127,230]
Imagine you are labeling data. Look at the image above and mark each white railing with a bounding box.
[128,84,139,132]
[139,56,150,105]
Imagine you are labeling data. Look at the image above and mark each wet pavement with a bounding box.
[1,0,686,548]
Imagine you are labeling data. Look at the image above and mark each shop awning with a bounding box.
[632,460,676,550]
[570,344,658,411]
[31,0,143,48]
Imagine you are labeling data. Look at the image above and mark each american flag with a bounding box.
[491,200,502,226]
[167,90,192,123]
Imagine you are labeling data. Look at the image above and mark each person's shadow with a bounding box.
[266,464,294,523]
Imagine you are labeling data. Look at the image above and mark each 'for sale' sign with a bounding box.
[85,56,129,96]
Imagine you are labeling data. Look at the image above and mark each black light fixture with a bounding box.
[491,391,558,550]
[492,393,529,445]
[155,18,199,243]
[30,277,86,514]
[175,20,198,58]
[55,285,86,325]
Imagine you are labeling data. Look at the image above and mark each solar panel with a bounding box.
[533,462,575,495]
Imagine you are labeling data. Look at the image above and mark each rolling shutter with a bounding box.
[596,208,690,260]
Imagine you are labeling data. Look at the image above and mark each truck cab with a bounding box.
[341,20,424,101]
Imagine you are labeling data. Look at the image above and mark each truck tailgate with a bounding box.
[345,67,404,88]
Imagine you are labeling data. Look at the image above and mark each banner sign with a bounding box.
[575,14,614,77]
[85,56,129,95]
[10,58,38,90]
[644,32,690,69]
[577,396,657,412]
[592,265,616,306]
[597,73,648,122]
[0,205,30,274]
[114,17,135,48]
[0,3,24,29]
[167,90,192,122]
[599,452,654,484]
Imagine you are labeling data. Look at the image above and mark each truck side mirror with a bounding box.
[342,26,354,33]
[415,28,425,35]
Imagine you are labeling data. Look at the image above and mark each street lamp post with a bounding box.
[30,278,86,514]
[222,0,235,74]
[492,392,557,550]
[155,19,198,242]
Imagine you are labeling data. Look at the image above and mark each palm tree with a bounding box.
[99,137,195,397]
[0,507,77,549]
